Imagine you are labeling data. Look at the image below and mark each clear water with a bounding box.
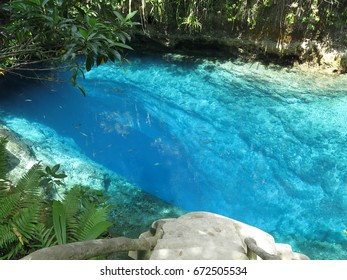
[1,53,347,259]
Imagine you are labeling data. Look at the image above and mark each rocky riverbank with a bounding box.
[131,29,347,75]
[126,0,347,74]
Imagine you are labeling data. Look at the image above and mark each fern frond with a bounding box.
[0,222,27,260]
[0,192,21,220]
[11,204,41,242]
[0,243,23,260]
[76,203,112,241]
[0,224,17,249]
[16,163,43,197]
[52,200,67,245]
[62,186,82,241]
[0,137,8,179]
[63,186,82,220]
[33,224,57,248]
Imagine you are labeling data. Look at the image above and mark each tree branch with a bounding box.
[21,223,165,260]
[244,237,281,260]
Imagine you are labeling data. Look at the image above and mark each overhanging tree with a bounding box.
[0,0,138,95]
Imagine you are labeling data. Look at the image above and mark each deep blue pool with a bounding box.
[1,53,347,259]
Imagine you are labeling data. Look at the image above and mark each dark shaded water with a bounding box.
[1,53,347,259]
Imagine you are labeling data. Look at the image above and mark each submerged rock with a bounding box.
[0,124,37,181]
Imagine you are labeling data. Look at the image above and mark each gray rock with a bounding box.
[132,212,310,260]
[0,125,37,181]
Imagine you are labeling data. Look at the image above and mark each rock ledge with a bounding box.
[130,212,309,260]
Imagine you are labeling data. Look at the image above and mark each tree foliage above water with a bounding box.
[0,0,137,95]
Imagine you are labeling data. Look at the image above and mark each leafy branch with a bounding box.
[0,0,139,95]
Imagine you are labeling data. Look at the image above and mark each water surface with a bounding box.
[1,53,347,259]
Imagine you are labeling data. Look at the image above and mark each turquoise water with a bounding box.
[1,53,347,259]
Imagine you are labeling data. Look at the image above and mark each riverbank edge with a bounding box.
[131,29,347,75]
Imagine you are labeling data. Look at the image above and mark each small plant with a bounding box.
[180,11,202,33]
[40,164,67,199]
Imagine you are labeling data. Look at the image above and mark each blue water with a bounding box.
[1,53,347,259]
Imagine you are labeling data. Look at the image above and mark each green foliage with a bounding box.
[52,200,67,245]
[0,137,8,179]
[51,186,112,244]
[180,11,202,33]
[283,0,346,36]
[41,164,67,199]
[0,161,44,259]
[0,137,112,259]
[0,0,138,95]
[136,0,346,44]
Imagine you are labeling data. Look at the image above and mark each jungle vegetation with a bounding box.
[131,0,347,42]
[0,1,346,91]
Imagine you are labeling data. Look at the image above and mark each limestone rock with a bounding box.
[0,124,37,181]
[131,212,310,260]
[150,212,248,260]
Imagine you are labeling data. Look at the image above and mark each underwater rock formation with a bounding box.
[0,124,37,181]
[0,117,186,237]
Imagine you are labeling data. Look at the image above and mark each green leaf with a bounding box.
[45,166,52,175]
[111,42,133,50]
[51,164,60,174]
[83,221,112,240]
[52,200,66,245]
[113,11,124,21]
[75,202,111,241]
[77,85,86,97]
[16,164,43,196]
[0,137,8,179]
[34,224,56,248]
[53,173,67,179]
[71,68,78,87]
[12,205,40,241]
[88,17,97,28]
[77,68,85,80]
[79,28,88,39]
[125,11,138,21]
[96,55,103,66]
[85,54,94,72]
